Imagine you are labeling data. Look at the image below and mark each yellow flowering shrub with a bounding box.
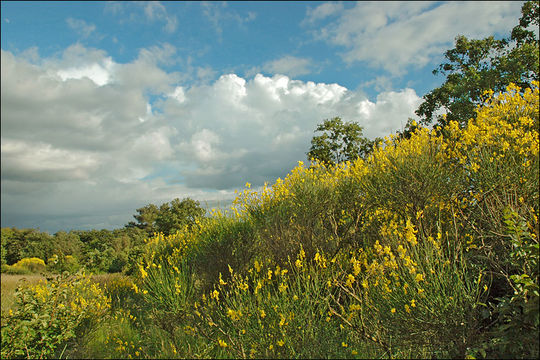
[1,273,111,359]
[4,257,46,274]
[136,82,538,358]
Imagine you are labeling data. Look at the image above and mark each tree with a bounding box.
[307,117,380,165]
[416,0,539,128]
[130,203,160,235]
[129,198,205,236]
[52,231,83,259]
[155,198,205,235]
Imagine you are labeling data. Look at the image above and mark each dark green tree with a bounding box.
[130,203,160,235]
[128,198,205,236]
[155,198,205,236]
[416,0,539,128]
[52,231,83,259]
[307,117,380,165]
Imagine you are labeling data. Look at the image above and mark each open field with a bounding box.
[0,273,123,315]
[1,274,46,314]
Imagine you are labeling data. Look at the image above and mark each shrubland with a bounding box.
[1,82,537,359]
[99,81,536,358]
[1,2,538,355]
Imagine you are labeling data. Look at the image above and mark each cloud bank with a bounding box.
[1,44,422,232]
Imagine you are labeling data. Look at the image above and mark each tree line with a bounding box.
[1,198,205,274]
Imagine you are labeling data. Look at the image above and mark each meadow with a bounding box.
[1,275,46,314]
[1,82,538,359]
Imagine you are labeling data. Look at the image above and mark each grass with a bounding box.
[1,274,46,314]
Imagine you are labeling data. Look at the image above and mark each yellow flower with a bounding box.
[255,280,263,294]
[410,299,416,308]
[342,342,348,347]
[405,304,411,313]
[139,266,148,279]
[254,260,261,273]
[259,309,266,318]
[227,308,242,321]
[218,339,228,348]
[277,340,285,347]
[362,279,368,288]
[346,274,355,287]
[279,313,286,327]
[390,308,396,314]
[415,273,424,282]
[219,273,227,286]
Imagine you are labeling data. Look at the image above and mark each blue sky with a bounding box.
[1,1,525,233]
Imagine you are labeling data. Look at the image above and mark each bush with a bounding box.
[47,254,81,274]
[1,273,111,358]
[133,82,538,359]
[3,257,46,274]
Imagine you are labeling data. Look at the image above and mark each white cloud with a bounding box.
[201,1,256,40]
[1,139,99,182]
[57,61,113,86]
[66,17,96,38]
[262,56,313,77]
[303,2,344,24]
[143,1,178,33]
[104,1,178,33]
[1,46,423,232]
[308,1,523,75]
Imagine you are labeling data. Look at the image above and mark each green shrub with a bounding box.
[1,273,110,359]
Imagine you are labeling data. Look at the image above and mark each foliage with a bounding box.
[47,254,81,274]
[1,228,54,266]
[416,0,539,128]
[127,81,538,358]
[307,117,380,165]
[1,273,111,359]
[482,209,539,358]
[3,257,47,275]
[1,225,149,275]
[128,198,206,236]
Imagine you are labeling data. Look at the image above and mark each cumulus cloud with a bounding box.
[1,45,422,232]
[162,73,421,189]
[307,1,522,75]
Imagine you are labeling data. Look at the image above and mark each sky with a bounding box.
[1,1,525,233]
